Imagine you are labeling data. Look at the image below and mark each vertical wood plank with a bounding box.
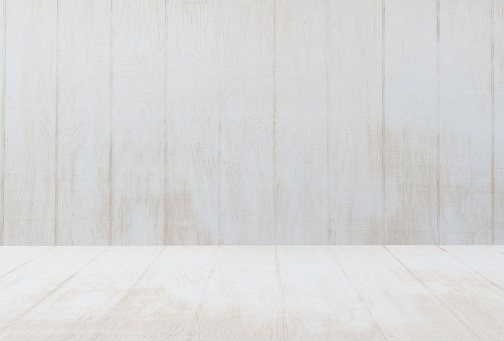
[384,0,438,244]
[440,0,493,244]
[165,0,220,244]
[218,0,274,244]
[57,0,110,245]
[111,0,165,245]
[328,0,383,244]
[275,0,328,244]
[4,0,57,245]
[0,0,5,245]
[495,0,504,244]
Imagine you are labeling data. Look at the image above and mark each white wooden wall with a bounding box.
[0,0,502,245]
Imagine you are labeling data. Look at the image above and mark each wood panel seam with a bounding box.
[187,248,217,340]
[1,0,5,246]
[381,0,386,245]
[163,0,168,246]
[0,247,108,336]
[491,0,495,244]
[437,0,441,245]
[54,0,59,246]
[272,0,277,245]
[108,0,113,246]
[274,246,288,340]
[0,247,55,282]
[383,246,483,340]
[328,247,388,340]
[436,246,504,295]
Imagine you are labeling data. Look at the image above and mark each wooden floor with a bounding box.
[0,246,503,340]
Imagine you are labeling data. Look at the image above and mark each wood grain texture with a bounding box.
[195,247,283,339]
[0,246,106,336]
[110,0,165,245]
[278,246,385,339]
[1,246,504,339]
[383,0,438,244]
[331,246,480,339]
[218,1,275,244]
[0,0,4,246]
[57,0,110,245]
[387,246,504,337]
[495,0,504,244]
[275,0,328,244]
[439,0,493,244]
[165,0,220,244]
[328,0,383,244]
[4,0,57,245]
[0,0,502,245]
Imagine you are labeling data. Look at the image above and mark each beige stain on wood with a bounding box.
[1,0,5,245]
[439,0,493,244]
[0,0,502,245]
[4,0,57,245]
[383,0,438,244]
[111,0,165,245]
[328,0,383,245]
[495,0,504,244]
[57,0,110,245]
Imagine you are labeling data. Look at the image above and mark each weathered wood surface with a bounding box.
[0,246,503,339]
[0,0,501,245]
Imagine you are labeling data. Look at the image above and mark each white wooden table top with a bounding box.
[0,246,503,340]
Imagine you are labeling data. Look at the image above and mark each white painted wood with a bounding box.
[218,1,274,244]
[275,0,328,244]
[328,0,383,244]
[277,246,384,339]
[0,0,4,246]
[439,0,493,244]
[86,247,214,340]
[111,0,165,245]
[194,246,282,339]
[0,1,502,245]
[386,246,504,337]
[4,0,57,245]
[0,246,52,278]
[331,246,480,339]
[0,246,106,336]
[57,0,110,245]
[165,0,220,244]
[495,0,504,244]
[383,0,438,244]
[0,247,163,340]
[1,246,504,339]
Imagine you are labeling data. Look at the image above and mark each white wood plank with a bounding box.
[0,247,163,340]
[4,0,57,245]
[0,0,4,246]
[386,246,504,338]
[57,0,110,245]
[193,246,283,340]
[0,246,106,335]
[439,245,504,286]
[331,246,477,339]
[278,246,385,340]
[0,246,53,278]
[218,0,274,244]
[439,0,493,244]
[495,0,504,244]
[328,0,383,244]
[111,0,165,245]
[384,0,438,244]
[79,247,214,340]
[165,0,220,244]
[275,0,328,244]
